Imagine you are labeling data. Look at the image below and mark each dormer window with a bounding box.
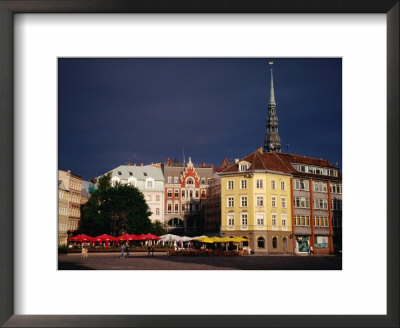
[174,177,179,183]
[143,172,147,176]
[118,171,122,175]
[129,172,133,176]
[238,161,250,172]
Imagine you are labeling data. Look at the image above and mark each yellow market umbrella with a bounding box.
[193,237,214,243]
[211,236,225,243]
[230,237,250,243]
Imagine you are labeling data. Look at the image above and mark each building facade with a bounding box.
[274,153,342,254]
[202,169,222,236]
[162,157,214,236]
[58,169,83,235]
[58,180,69,245]
[220,148,293,254]
[102,164,165,224]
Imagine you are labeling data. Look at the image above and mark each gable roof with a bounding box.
[274,152,336,171]
[100,165,164,181]
[221,150,291,175]
[220,149,341,181]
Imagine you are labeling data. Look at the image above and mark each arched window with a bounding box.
[257,237,265,249]
[186,177,194,185]
[272,237,278,249]
[168,218,184,228]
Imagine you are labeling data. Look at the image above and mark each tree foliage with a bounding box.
[150,220,168,236]
[79,173,153,236]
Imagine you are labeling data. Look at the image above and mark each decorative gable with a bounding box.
[181,157,200,187]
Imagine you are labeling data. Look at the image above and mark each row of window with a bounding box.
[294,197,342,210]
[69,179,81,191]
[313,198,328,210]
[146,195,161,202]
[227,179,286,190]
[294,215,329,227]
[112,179,154,189]
[166,176,210,185]
[257,236,284,249]
[227,195,287,208]
[227,213,287,227]
[58,206,69,216]
[298,164,338,177]
[167,203,199,212]
[58,222,68,233]
[167,189,206,198]
[313,181,327,193]
[68,220,79,231]
[330,183,342,194]
[294,179,342,194]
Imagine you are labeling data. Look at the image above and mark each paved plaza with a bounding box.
[58,252,342,270]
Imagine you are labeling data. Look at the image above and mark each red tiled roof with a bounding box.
[220,150,341,181]
[274,152,336,170]
[221,150,291,174]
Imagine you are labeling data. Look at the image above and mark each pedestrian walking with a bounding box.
[126,246,130,258]
[151,246,155,257]
[81,245,85,258]
[120,245,125,259]
[147,245,151,257]
[308,245,311,256]
[310,246,314,256]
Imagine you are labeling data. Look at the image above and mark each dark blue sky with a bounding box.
[58,58,342,180]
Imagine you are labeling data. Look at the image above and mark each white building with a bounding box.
[99,165,165,224]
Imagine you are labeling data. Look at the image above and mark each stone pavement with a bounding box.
[58,252,342,270]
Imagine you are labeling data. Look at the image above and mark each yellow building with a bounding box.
[220,147,293,253]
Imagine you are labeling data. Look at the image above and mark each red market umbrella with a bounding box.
[136,234,147,240]
[93,234,116,242]
[143,233,161,240]
[68,234,94,242]
[115,234,134,241]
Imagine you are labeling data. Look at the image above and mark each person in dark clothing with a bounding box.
[147,245,151,256]
[151,246,155,257]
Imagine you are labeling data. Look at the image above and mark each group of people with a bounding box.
[120,245,130,258]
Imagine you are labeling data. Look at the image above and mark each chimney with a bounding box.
[235,159,239,163]
[140,163,143,167]
[256,146,263,153]
[201,162,206,167]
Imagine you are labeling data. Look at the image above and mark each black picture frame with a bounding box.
[0,1,398,327]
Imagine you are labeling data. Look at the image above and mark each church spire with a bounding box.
[264,61,281,152]
[269,68,276,106]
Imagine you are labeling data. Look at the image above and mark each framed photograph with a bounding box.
[0,0,398,327]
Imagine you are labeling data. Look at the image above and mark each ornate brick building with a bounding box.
[162,157,214,236]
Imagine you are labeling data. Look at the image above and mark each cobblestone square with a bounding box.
[58,252,342,270]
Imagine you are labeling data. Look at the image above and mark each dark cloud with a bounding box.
[58,58,342,179]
